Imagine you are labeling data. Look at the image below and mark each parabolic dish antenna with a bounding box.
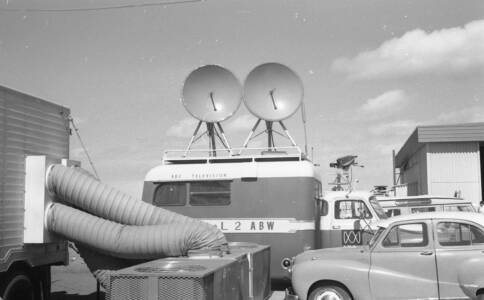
[182,65,242,123]
[243,63,303,122]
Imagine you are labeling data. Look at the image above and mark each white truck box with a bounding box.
[0,85,70,299]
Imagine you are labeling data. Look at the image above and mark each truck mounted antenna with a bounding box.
[242,63,304,152]
[181,65,242,157]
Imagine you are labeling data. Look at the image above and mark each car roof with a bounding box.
[323,190,373,200]
[374,212,484,228]
[376,194,464,201]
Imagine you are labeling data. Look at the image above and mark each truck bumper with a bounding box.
[285,288,299,300]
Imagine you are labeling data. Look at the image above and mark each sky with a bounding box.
[1,0,483,197]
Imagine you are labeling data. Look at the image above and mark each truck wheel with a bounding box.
[0,270,35,300]
[308,285,352,300]
[31,266,51,300]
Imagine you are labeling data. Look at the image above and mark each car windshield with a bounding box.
[370,198,388,219]
[369,227,385,248]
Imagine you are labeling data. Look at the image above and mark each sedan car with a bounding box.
[286,212,484,300]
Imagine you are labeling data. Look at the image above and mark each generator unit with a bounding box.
[227,242,271,300]
[107,257,242,300]
[107,243,271,300]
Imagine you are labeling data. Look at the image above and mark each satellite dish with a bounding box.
[243,63,303,122]
[182,65,242,123]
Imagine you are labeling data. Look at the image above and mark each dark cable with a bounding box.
[0,0,201,13]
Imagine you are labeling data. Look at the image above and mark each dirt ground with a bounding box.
[51,249,284,300]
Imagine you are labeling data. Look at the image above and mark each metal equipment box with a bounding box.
[227,242,271,300]
[107,257,244,300]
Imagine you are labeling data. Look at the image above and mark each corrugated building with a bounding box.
[395,122,484,206]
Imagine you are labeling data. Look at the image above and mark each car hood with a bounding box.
[294,246,369,264]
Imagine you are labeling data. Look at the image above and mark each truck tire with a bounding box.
[31,266,51,300]
[0,270,35,300]
[308,285,352,300]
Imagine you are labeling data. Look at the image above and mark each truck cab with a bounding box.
[319,191,388,248]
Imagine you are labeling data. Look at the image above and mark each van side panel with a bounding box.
[144,176,318,280]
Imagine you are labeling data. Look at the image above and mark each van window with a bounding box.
[369,197,388,219]
[153,182,187,206]
[385,208,401,217]
[189,181,231,206]
[444,205,474,212]
[382,223,428,248]
[335,200,372,219]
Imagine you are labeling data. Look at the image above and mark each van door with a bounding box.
[330,198,375,247]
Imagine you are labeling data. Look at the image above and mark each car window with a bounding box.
[382,223,428,248]
[437,222,484,246]
[411,206,436,213]
[153,182,187,206]
[335,200,372,219]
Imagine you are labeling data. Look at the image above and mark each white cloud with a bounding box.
[165,114,257,140]
[374,143,402,156]
[436,105,484,124]
[165,117,198,138]
[369,120,416,136]
[361,90,407,114]
[332,19,484,80]
[225,114,257,132]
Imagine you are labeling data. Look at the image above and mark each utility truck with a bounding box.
[0,86,70,300]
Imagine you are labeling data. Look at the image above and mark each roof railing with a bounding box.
[162,146,305,164]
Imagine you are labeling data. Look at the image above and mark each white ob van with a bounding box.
[376,195,476,217]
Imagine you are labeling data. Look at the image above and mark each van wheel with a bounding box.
[0,270,35,300]
[308,285,352,300]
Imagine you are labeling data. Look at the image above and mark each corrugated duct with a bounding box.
[44,164,227,287]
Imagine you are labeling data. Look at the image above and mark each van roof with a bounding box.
[374,211,484,228]
[145,160,320,181]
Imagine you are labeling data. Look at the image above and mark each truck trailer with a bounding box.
[0,85,70,300]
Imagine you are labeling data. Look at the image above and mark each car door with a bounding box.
[434,220,484,299]
[369,220,439,300]
[330,198,376,247]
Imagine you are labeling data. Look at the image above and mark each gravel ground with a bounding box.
[51,249,284,300]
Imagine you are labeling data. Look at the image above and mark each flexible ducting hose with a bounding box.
[44,164,227,287]
[46,203,225,259]
[47,164,208,228]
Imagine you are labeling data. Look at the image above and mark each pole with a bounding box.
[392,149,397,196]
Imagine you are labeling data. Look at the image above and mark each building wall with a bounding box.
[426,142,482,206]
[401,145,428,196]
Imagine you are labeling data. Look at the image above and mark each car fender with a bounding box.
[457,256,484,298]
[292,258,371,300]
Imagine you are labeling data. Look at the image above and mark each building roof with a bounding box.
[374,211,484,228]
[395,122,484,167]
